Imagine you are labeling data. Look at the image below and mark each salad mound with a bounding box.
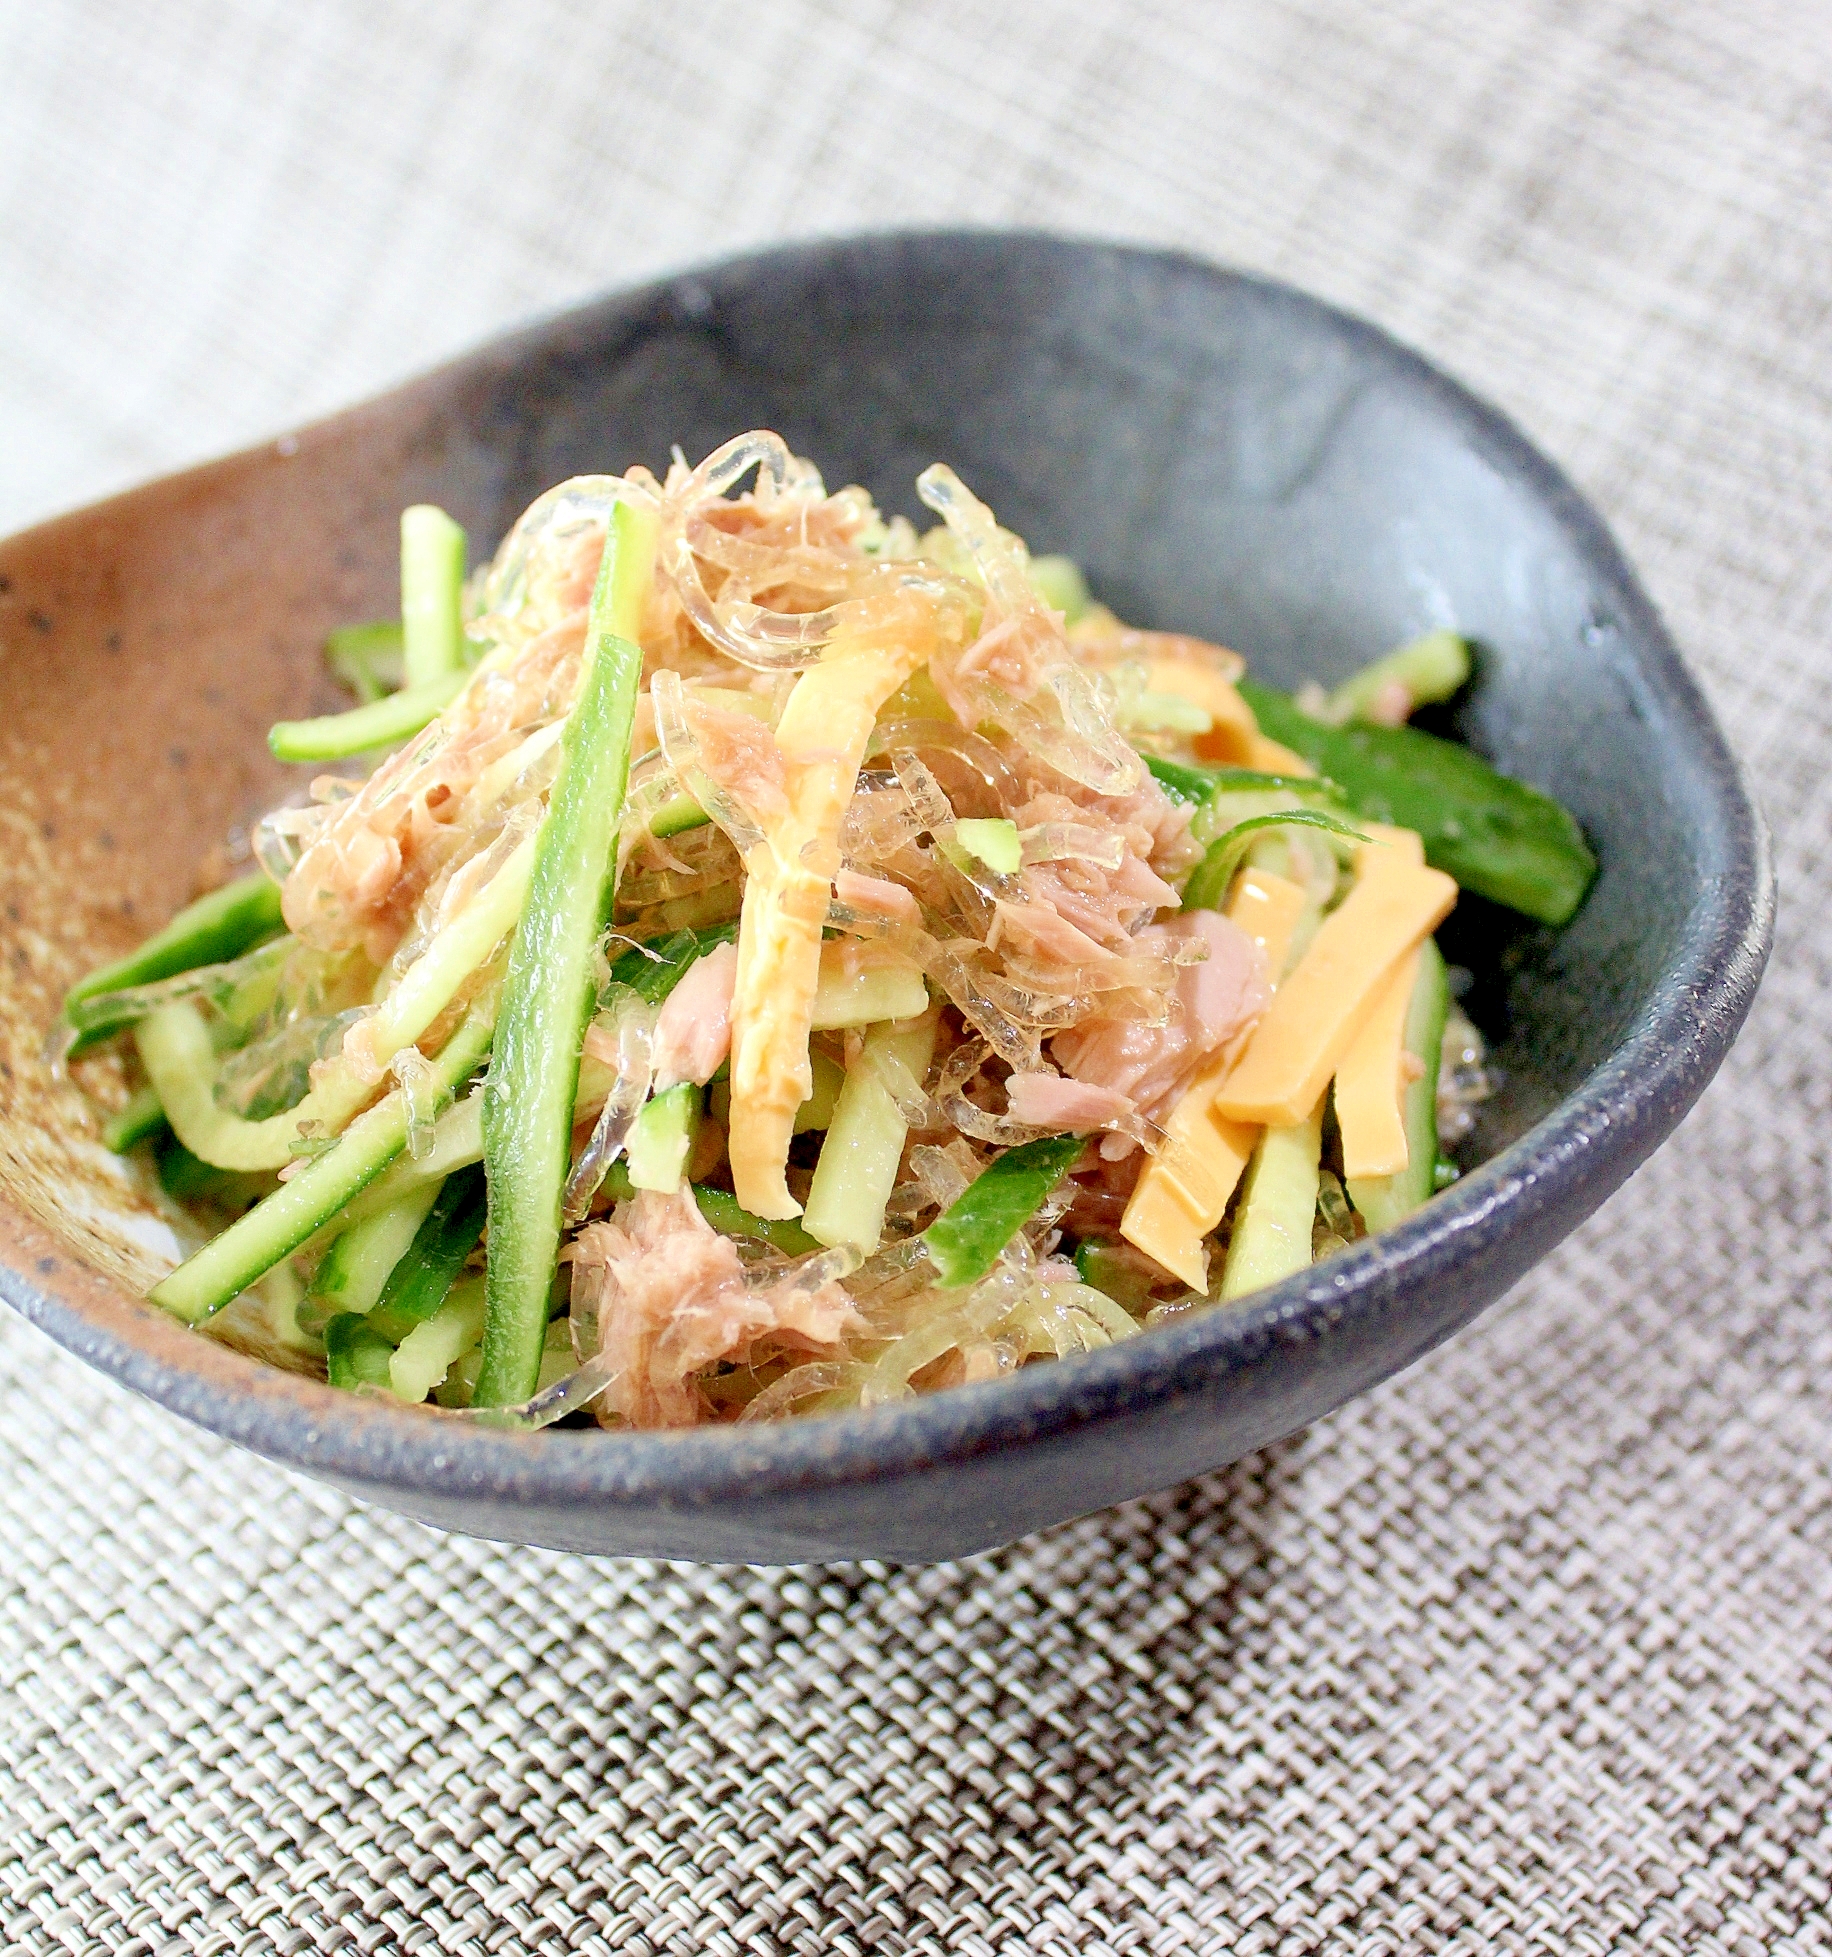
[60,434,1594,1429]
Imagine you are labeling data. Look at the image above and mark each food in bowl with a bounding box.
[57,433,1594,1430]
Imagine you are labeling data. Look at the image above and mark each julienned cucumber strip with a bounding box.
[371,1165,488,1336]
[64,871,285,1025]
[400,504,468,687]
[149,1006,493,1325]
[803,1009,939,1255]
[305,1181,442,1329]
[1143,754,1331,808]
[649,789,709,840]
[1325,629,1470,723]
[1218,1099,1324,1302]
[1347,937,1451,1233]
[925,1134,1086,1289]
[1182,810,1368,912]
[625,1084,701,1194]
[606,922,737,1005]
[475,496,660,1408]
[269,669,467,763]
[592,1159,823,1255]
[1239,680,1596,926]
[325,620,405,703]
[325,1313,396,1391]
[103,1085,167,1154]
[690,1183,822,1255]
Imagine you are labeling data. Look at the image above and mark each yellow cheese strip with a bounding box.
[1243,733,1314,776]
[1213,830,1454,1128]
[1333,944,1420,1179]
[1138,655,1260,763]
[1119,649,1312,774]
[1118,867,1307,1290]
[728,633,928,1218]
[1226,863,1311,984]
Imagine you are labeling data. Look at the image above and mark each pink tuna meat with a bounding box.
[570,1189,861,1429]
[650,940,739,1089]
[1051,907,1268,1123]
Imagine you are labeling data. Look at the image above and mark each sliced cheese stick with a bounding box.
[1334,943,1422,1179]
[1243,733,1314,776]
[728,631,930,1218]
[1128,650,1316,777]
[1118,866,1307,1290]
[1227,862,1311,984]
[1214,826,1454,1129]
[1139,655,1261,763]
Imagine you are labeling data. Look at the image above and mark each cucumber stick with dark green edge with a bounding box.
[324,1313,397,1391]
[149,1003,495,1324]
[369,1164,489,1337]
[606,922,737,1004]
[1239,679,1595,926]
[103,1084,167,1154]
[925,1134,1086,1289]
[63,871,285,1045]
[474,496,660,1407]
[591,1159,824,1257]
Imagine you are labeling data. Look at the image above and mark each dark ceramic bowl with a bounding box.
[0,232,1772,1563]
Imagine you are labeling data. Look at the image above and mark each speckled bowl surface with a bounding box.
[0,232,1773,1563]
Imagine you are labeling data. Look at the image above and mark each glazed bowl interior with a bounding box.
[0,233,1770,1563]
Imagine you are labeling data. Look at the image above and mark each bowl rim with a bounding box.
[0,226,1776,1515]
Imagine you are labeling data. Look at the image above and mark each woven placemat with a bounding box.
[3,2,1829,1950]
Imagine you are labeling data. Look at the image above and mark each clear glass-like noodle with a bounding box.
[476,474,645,625]
[657,433,849,669]
[562,989,654,1225]
[658,432,972,672]
[649,668,770,858]
[916,464,1144,797]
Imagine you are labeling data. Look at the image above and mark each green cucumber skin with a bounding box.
[325,620,405,703]
[625,1084,701,1194]
[1240,680,1596,926]
[593,1160,823,1255]
[607,922,737,1005]
[1143,754,1332,810]
[689,1182,821,1255]
[476,499,655,1408]
[103,1085,167,1154]
[1346,937,1451,1233]
[155,1136,271,1212]
[269,669,466,763]
[372,1165,489,1334]
[925,1134,1085,1289]
[1326,629,1471,721]
[1219,1104,1324,1302]
[64,872,285,1023]
[149,1008,493,1324]
[324,1313,396,1391]
[1072,1239,1157,1315]
[1181,809,1366,912]
[306,1182,443,1326]
[649,791,710,840]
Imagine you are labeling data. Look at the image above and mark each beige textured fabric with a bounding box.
[3,1,1830,1949]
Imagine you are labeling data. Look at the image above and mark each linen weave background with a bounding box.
[1,2,1829,1950]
